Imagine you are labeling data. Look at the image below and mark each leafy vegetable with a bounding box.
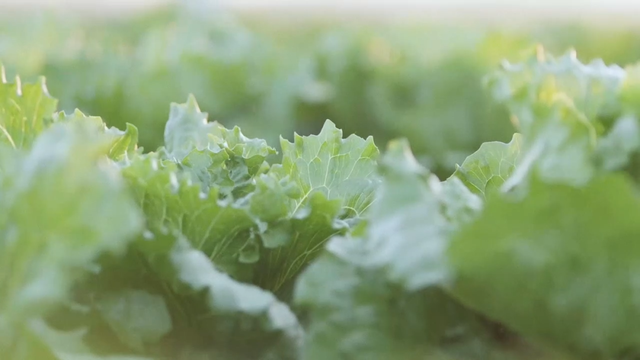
[448,174,640,359]
[294,139,491,360]
[6,22,640,359]
[0,75,143,359]
[451,133,522,198]
[444,49,640,360]
[0,67,57,149]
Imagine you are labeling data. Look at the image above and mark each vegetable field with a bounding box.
[4,3,640,360]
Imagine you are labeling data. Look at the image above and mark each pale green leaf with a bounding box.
[163,94,213,161]
[486,48,625,129]
[0,121,143,323]
[595,115,640,171]
[485,49,620,190]
[448,174,640,359]
[451,133,522,198]
[255,191,347,292]
[26,319,154,360]
[279,120,379,219]
[294,139,490,360]
[295,252,492,360]
[121,152,257,280]
[0,70,58,149]
[163,95,275,196]
[166,235,303,360]
[97,290,172,351]
[53,110,140,162]
[327,139,479,290]
[500,97,597,191]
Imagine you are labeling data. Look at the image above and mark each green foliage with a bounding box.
[0,77,143,359]
[451,134,522,198]
[7,5,640,178]
[6,5,640,359]
[0,69,57,149]
[449,174,640,359]
[294,139,489,359]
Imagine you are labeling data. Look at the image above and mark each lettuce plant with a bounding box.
[3,47,640,360]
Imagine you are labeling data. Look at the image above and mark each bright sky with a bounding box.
[0,0,637,17]
[226,0,627,6]
[0,0,634,7]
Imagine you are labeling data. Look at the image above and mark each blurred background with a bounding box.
[1,0,639,178]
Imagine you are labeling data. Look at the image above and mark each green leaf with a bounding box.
[500,97,597,191]
[486,48,625,128]
[295,139,489,360]
[0,69,58,149]
[163,95,275,196]
[330,139,481,290]
[451,133,522,198]
[448,174,640,359]
[64,229,303,359]
[595,115,640,171]
[97,290,172,351]
[163,94,276,169]
[485,49,622,190]
[0,121,143,359]
[245,172,301,225]
[106,123,139,162]
[438,176,484,227]
[123,131,348,296]
[121,152,257,280]
[0,120,143,323]
[254,191,347,292]
[279,120,379,219]
[245,121,380,292]
[483,49,640,192]
[178,148,230,191]
[296,253,493,360]
[150,233,303,360]
[163,94,213,161]
[53,110,140,162]
[24,319,154,360]
[620,63,640,116]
